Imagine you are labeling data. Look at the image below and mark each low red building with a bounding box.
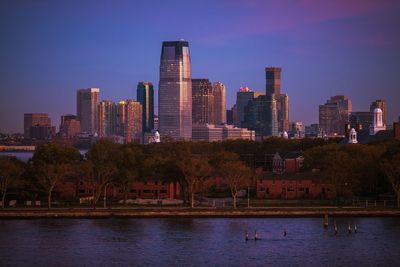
[54,180,180,201]
[256,172,336,199]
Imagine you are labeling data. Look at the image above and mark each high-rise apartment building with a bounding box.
[319,95,352,135]
[159,40,192,140]
[124,100,142,143]
[77,88,99,135]
[192,78,214,125]
[370,100,387,126]
[213,82,226,125]
[265,67,289,133]
[137,82,154,133]
[116,101,126,137]
[98,100,117,137]
[23,113,52,139]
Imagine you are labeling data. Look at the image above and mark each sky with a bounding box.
[0,0,399,133]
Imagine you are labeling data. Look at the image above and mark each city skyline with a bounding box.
[1,0,400,133]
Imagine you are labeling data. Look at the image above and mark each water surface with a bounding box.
[0,217,399,266]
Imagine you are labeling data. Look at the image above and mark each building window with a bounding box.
[130,189,137,193]
[160,189,167,194]
[266,188,270,194]
[143,189,151,193]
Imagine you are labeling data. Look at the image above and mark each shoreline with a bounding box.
[1,207,400,219]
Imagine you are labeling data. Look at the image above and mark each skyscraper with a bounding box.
[243,94,278,137]
[98,100,117,137]
[265,67,289,133]
[235,86,256,127]
[370,100,387,126]
[265,67,281,96]
[77,88,99,135]
[192,78,214,125]
[137,82,154,133]
[319,95,352,135]
[213,82,226,125]
[159,40,192,140]
[276,93,289,132]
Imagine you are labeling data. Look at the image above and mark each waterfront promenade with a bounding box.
[1,207,400,219]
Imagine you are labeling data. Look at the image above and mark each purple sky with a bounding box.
[1,0,399,133]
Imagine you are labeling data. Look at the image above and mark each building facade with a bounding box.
[242,94,278,137]
[124,100,142,143]
[158,41,192,140]
[98,100,117,138]
[319,95,352,136]
[213,82,226,125]
[77,88,99,135]
[24,113,51,139]
[192,78,214,124]
[265,67,289,133]
[59,114,81,139]
[137,82,154,133]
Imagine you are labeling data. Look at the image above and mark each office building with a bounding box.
[243,94,278,137]
[192,78,214,124]
[213,82,226,125]
[319,95,352,136]
[23,113,52,139]
[137,82,154,133]
[77,88,99,135]
[235,87,258,127]
[159,40,192,140]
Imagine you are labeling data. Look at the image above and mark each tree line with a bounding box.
[0,138,399,208]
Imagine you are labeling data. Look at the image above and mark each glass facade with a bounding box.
[137,82,154,133]
[159,41,192,140]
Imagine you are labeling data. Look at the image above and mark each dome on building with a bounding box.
[282,131,289,139]
[373,108,383,114]
[348,128,358,144]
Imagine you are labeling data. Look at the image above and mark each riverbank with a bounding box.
[1,207,400,219]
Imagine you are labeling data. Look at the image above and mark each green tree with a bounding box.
[380,143,400,208]
[115,144,143,205]
[220,159,252,209]
[178,155,212,208]
[0,157,25,208]
[85,139,120,206]
[32,142,80,208]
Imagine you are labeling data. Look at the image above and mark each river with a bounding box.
[0,217,399,266]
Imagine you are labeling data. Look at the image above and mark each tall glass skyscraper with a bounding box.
[159,40,192,140]
[137,82,154,133]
